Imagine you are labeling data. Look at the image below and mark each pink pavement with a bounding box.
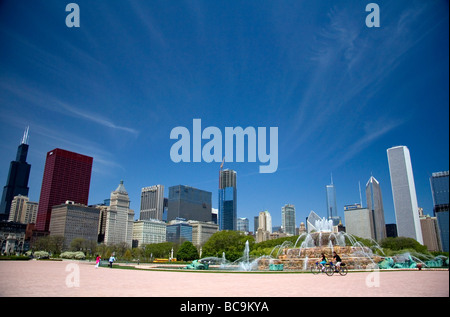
[0,260,448,297]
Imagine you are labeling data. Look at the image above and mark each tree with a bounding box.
[380,236,428,254]
[202,231,254,262]
[176,241,199,261]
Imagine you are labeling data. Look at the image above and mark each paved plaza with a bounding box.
[0,260,448,297]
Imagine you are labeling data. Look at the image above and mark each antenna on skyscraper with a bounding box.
[219,156,225,188]
[359,181,363,206]
[330,172,333,185]
[21,126,29,145]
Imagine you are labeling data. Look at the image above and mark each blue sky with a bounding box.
[0,0,448,232]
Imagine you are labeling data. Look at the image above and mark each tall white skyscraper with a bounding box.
[140,185,165,221]
[104,180,135,247]
[387,146,423,244]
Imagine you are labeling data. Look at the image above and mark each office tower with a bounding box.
[35,148,93,232]
[104,181,134,247]
[168,185,212,222]
[140,185,164,221]
[326,175,340,226]
[256,210,272,242]
[0,128,32,221]
[419,210,440,252]
[430,171,449,252]
[237,217,249,233]
[344,204,374,240]
[387,146,423,244]
[281,204,296,235]
[49,201,100,249]
[8,195,38,224]
[366,176,387,241]
[219,169,237,230]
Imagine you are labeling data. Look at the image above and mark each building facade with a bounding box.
[256,210,271,243]
[133,219,166,246]
[430,171,449,252]
[326,176,341,226]
[189,220,219,247]
[104,181,134,247]
[166,218,192,244]
[366,176,387,241]
[8,195,38,224]
[218,169,237,231]
[49,202,100,249]
[168,185,212,223]
[140,185,165,221]
[237,217,249,233]
[35,148,93,232]
[281,204,296,236]
[387,146,423,244]
[0,128,31,221]
[344,205,374,240]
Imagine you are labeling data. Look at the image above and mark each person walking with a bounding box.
[108,254,116,268]
[95,255,101,268]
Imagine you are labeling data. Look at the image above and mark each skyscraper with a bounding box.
[430,171,449,252]
[387,146,423,244]
[167,185,212,222]
[219,169,237,230]
[366,176,387,241]
[104,180,134,247]
[0,127,31,221]
[140,185,164,221]
[35,148,93,232]
[326,175,340,226]
[281,204,296,235]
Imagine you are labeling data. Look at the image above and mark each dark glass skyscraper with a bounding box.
[366,176,387,241]
[326,174,340,226]
[0,128,31,221]
[167,185,212,222]
[35,148,93,232]
[219,169,237,230]
[430,171,449,252]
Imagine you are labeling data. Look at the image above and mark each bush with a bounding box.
[60,251,86,260]
[33,251,49,259]
[380,237,429,254]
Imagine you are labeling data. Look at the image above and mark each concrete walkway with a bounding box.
[0,260,448,297]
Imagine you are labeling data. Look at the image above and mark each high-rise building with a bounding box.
[366,176,387,241]
[219,169,237,230]
[35,148,93,232]
[189,220,219,247]
[8,195,38,224]
[256,210,272,242]
[281,204,296,236]
[49,201,100,249]
[140,185,164,221]
[326,175,340,226]
[104,181,134,247]
[237,217,249,233]
[344,205,374,240]
[387,146,423,244]
[167,185,212,222]
[0,128,31,221]
[430,171,449,252]
[166,218,192,244]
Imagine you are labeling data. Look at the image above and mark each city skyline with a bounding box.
[0,1,448,232]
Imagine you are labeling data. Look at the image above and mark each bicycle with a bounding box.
[311,261,333,275]
[327,262,348,276]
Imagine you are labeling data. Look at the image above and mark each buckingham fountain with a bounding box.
[187,211,447,271]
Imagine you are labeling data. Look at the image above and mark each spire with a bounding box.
[115,180,128,194]
[21,126,29,145]
[330,172,333,185]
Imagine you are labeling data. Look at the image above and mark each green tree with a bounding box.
[380,236,428,254]
[176,241,199,261]
[202,231,254,262]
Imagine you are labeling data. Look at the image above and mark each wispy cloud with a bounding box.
[282,3,434,165]
[0,81,139,136]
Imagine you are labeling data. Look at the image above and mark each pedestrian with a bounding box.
[95,255,101,268]
[108,254,116,268]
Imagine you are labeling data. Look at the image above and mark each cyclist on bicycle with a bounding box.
[332,251,342,271]
[319,253,328,272]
